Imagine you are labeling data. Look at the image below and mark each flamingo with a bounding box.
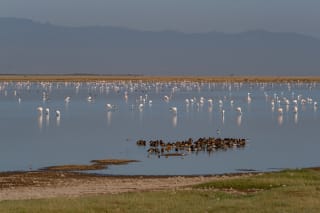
[87,95,93,102]
[45,108,50,115]
[236,107,242,115]
[37,106,43,116]
[138,103,144,111]
[164,95,170,102]
[55,110,61,117]
[170,107,178,115]
[64,96,71,103]
[278,107,283,115]
[124,91,128,100]
[199,97,205,105]
[106,104,115,111]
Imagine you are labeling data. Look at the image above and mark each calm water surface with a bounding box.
[0,81,319,175]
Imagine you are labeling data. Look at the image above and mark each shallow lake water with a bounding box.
[0,81,319,175]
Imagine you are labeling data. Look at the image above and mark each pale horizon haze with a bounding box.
[0,0,319,37]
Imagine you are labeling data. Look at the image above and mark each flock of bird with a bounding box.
[36,106,61,118]
[35,91,70,123]
[136,137,246,157]
[0,81,319,127]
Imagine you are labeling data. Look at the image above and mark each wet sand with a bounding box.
[0,158,254,201]
[0,170,255,201]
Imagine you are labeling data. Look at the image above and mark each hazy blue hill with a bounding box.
[0,17,319,75]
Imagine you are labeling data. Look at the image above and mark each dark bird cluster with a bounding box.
[136,137,246,156]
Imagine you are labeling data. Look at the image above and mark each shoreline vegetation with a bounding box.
[0,167,320,212]
[0,74,320,82]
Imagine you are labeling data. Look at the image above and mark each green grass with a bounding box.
[1,168,320,213]
[195,168,320,191]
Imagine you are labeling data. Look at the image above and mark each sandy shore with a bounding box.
[0,75,320,82]
[0,171,255,201]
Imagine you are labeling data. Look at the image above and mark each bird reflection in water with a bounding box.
[56,116,61,127]
[278,115,283,126]
[107,111,112,126]
[236,115,242,126]
[45,114,50,127]
[294,113,298,124]
[221,109,225,125]
[208,106,213,122]
[38,115,43,130]
[172,115,177,128]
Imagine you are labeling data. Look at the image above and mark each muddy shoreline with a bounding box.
[1,167,318,201]
[0,169,259,201]
[1,74,320,82]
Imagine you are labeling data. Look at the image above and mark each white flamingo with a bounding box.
[138,103,144,111]
[55,110,61,117]
[124,91,128,101]
[236,107,242,115]
[170,107,178,115]
[64,96,71,103]
[87,96,93,102]
[45,108,50,115]
[37,106,43,116]
[278,107,283,115]
[164,95,170,102]
[199,97,205,105]
[106,103,114,111]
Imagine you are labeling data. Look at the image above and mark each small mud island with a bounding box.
[42,159,139,172]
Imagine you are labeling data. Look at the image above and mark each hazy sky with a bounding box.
[1,0,320,37]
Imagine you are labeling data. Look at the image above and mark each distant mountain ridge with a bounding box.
[0,17,320,75]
